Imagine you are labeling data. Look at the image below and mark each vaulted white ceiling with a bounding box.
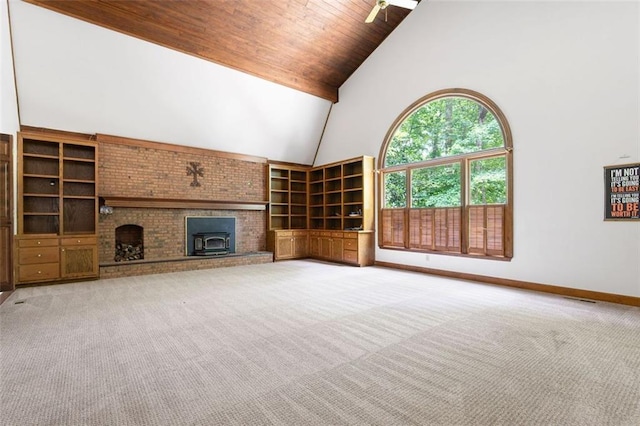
[8,0,332,164]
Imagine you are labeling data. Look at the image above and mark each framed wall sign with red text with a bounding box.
[604,163,639,221]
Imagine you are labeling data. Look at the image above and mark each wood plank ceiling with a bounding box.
[24,0,419,103]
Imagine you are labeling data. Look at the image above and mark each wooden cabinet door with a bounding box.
[292,235,308,258]
[319,237,332,258]
[275,236,294,259]
[309,235,320,256]
[330,237,343,262]
[61,245,98,279]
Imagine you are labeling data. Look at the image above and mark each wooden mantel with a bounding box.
[101,196,268,211]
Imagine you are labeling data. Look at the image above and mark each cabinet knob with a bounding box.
[61,249,65,252]
[37,271,42,274]
[37,241,41,245]
[37,254,41,257]
[77,240,81,243]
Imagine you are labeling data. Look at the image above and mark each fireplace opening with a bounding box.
[115,224,144,262]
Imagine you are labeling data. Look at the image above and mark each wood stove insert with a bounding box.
[185,216,236,256]
[193,232,230,256]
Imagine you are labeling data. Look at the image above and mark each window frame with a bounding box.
[377,88,513,260]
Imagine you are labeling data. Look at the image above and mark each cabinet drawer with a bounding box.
[331,232,344,238]
[19,247,59,265]
[18,263,60,282]
[343,232,358,239]
[18,238,58,248]
[343,250,358,263]
[344,239,358,250]
[277,231,293,237]
[61,236,97,246]
[292,231,308,237]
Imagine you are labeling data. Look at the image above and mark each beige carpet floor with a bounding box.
[1,260,639,425]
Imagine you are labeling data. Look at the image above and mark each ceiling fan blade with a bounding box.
[388,0,418,10]
[365,4,381,23]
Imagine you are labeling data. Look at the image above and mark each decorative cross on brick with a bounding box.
[186,162,204,187]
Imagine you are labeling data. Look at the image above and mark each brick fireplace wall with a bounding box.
[99,209,265,262]
[97,135,270,273]
[98,135,266,201]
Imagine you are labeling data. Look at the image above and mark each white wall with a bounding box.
[318,0,640,297]
[1,0,19,135]
[8,0,331,164]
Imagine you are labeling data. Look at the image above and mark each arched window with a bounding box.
[379,89,513,259]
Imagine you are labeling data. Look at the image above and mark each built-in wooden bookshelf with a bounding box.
[267,156,375,266]
[268,165,308,230]
[308,156,374,232]
[308,167,324,231]
[267,164,309,261]
[15,132,99,284]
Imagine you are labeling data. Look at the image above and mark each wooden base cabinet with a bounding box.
[16,236,60,283]
[309,230,374,266]
[313,231,344,262]
[15,235,98,284]
[267,230,309,260]
[343,231,374,266]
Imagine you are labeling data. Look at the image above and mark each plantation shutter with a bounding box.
[433,207,461,252]
[408,208,461,253]
[381,209,406,248]
[468,205,505,256]
[486,205,505,255]
[446,208,461,251]
[409,209,434,250]
[468,206,485,254]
